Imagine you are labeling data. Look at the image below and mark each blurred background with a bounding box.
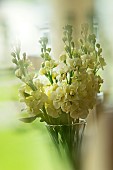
[0,0,113,170]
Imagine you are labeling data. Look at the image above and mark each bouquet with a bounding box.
[12,24,106,170]
[12,24,106,124]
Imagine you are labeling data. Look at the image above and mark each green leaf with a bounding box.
[20,115,37,123]
[24,92,30,98]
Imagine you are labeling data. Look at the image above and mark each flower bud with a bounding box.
[45,61,50,67]
[15,69,22,78]
[12,58,17,64]
[60,55,66,62]
[23,53,26,60]
[39,68,46,75]
[11,52,16,58]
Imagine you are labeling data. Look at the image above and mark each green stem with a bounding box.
[46,72,53,85]
[69,70,73,85]
[76,118,79,149]
[42,105,52,124]
[28,80,37,91]
[68,42,72,58]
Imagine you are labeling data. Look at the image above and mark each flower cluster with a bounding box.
[12,24,106,125]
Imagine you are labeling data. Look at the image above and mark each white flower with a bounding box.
[15,69,22,77]
[87,68,94,75]
[14,24,106,123]
[70,109,88,119]
[61,101,72,113]
[81,54,89,61]
[46,105,60,118]
[53,62,69,74]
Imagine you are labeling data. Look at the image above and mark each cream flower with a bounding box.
[13,24,106,124]
[46,105,60,118]
[61,101,72,113]
[39,68,46,75]
[19,84,48,115]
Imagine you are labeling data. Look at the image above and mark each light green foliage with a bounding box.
[0,123,70,170]
[0,84,19,101]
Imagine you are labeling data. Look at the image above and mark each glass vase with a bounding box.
[46,119,86,170]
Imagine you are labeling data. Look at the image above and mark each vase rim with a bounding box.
[45,119,86,127]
